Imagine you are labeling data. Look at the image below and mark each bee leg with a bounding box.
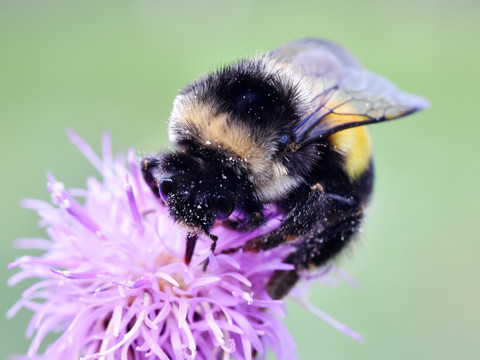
[242,184,342,253]
[221,188,324,255]
[266,211,363,299]
[202,232,219,271]
[237,211,266,231]
[231,184,363,299]
[223,219,240,230]
[266,253,300,300]
[223,210,266,232]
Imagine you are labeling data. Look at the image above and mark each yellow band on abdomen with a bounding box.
[329,125,372,180]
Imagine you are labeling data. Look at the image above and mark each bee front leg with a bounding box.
[224,210,266,231]
[266,211,363,299]
[242,183,354,252]
[236,183,364,299]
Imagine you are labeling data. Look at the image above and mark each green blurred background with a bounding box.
[1,0,479,359]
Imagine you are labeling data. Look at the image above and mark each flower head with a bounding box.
[8,131,297,359]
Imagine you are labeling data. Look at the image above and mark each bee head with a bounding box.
[147,152,239,233]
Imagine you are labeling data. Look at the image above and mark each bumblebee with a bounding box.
[142,38,428,299]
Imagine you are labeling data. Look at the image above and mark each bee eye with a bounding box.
[216,195,235,220]
[159,178,175,202]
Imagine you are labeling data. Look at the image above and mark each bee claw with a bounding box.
[202,257,210,271]
[202,230,218,271]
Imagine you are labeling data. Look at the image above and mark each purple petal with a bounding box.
[7,132,360,359]
[293,296,363,343]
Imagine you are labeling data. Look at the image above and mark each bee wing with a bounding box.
[269,38,429,146]
[270,38,364,73]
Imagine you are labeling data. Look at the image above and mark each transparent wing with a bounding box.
[270,38,363,73]
[269,38,429,146]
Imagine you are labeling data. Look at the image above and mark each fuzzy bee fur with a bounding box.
[142,38,428,299]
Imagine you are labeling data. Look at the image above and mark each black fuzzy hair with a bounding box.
[183,57,303,137]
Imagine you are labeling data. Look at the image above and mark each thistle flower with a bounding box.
[8,131,361,360]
